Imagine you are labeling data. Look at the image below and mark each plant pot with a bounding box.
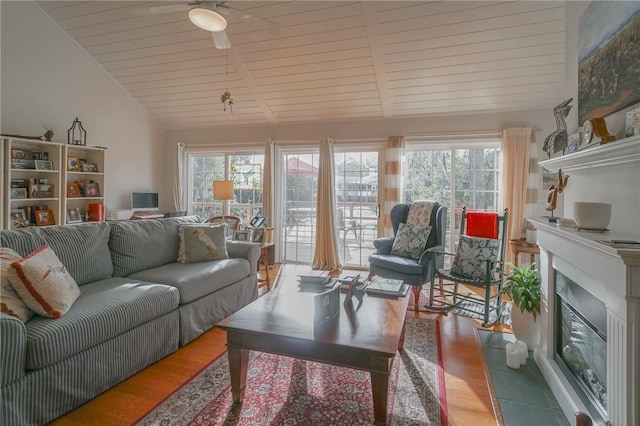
[509,303,540,349]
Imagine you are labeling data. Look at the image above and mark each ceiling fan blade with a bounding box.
[225,3,284,32]
[148,3,190,15]
[212,31,231,49]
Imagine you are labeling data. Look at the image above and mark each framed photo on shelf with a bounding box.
[233,230,251,242]
[35,210,55,226]
[67,208,83,224]
[10,209,29,228]
[83,182,100,197]
[10,188,27,199]
[35,160,54,170]
[66,182,82,198]
[67,156,81,172]
[251,227,265,243]
[81,162,98,173]
[11,148,30,159]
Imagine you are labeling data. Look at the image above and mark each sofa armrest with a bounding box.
[373,237,395,255]
[226,241,261,275]
[1,313,26,387]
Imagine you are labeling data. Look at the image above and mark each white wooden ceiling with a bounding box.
[36,1,566,130]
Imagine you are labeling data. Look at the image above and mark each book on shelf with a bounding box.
[366,276,405,296]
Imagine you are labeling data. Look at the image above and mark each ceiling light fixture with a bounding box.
[188,7,227,32]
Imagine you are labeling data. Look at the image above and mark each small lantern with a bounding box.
[67,117,86,146]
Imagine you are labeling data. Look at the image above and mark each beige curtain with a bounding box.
[312,137,342,271]
[501,127,533,264]
[262,139,274,242]
[172,142,186,211]
[380,136,404,237]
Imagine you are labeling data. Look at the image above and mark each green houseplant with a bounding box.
[501,262,541,319]
[501,262,541,347]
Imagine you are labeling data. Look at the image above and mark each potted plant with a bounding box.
[501,262,541,348]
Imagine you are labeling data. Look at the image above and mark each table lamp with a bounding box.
[213,180,234,233]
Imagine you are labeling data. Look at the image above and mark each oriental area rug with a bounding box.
[136,317,447,425]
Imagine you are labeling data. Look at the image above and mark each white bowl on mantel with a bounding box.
[573,202,612,230]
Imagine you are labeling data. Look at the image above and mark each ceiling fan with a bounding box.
[144,1,277,50]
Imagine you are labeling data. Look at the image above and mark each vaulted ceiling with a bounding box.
[36,1,566,130]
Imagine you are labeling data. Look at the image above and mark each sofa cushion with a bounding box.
[40,222,113,285]
[0,227,46,257]
[368,253,424,276]
[109,216,201,277]
[128,258,251,304]
[8,245,80,319]
[1,247,34,322]
[178,224,228,263]
[24,277,179,370]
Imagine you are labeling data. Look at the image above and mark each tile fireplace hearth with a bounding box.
[533,221,640,425]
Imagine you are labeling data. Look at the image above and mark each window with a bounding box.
[405,141,501,252]
[187,152,264,223]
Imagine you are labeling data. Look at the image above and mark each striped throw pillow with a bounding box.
[1,247,34,322]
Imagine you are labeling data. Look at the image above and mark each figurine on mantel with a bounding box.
[544,169,569,222]
[543,98,573,158]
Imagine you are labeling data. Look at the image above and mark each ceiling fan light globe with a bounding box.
[188,7,227,32]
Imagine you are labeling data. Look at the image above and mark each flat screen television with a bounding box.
[131,192,159,211]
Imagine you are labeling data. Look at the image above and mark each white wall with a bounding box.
[0,2,164,211]
[563,2,640,236]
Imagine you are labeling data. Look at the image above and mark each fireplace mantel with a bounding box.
[538,134,640,173]
[532,220,640,425]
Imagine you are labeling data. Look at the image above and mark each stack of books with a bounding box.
[338,274,368,293]
[298,271,335,291]
[365,276,409,297]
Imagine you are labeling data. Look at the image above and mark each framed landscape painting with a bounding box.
[578,2,640,124]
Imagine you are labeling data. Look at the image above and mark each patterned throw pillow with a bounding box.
[178,224,228,264]
[7,245,80,319]
[390,223,432,260]
[451,235,500,280]
[1,247,34,322]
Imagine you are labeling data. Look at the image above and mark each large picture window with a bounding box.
[187,152,264,222]
[405,142,501,252]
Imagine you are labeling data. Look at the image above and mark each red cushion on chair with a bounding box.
[466,212,499,239]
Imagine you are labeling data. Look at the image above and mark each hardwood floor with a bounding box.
[51,266,505,426]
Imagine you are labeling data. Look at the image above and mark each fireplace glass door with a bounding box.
[555,270,607,421]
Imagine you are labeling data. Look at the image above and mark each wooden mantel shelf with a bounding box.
[539,134,640,173]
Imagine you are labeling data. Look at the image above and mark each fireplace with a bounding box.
[554,270,607,422]
[533,220,640,426]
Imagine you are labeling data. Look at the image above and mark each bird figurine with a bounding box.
[543,98,573,159]
[545,168,569,215]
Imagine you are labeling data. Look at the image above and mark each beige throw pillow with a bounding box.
[178,224,228,264]
[8,245,80,318]
[1,247,34,322]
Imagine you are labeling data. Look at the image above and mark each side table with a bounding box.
[258,243,275,291]
[510,238,540,268]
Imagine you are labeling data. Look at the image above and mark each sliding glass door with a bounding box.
[405,144,501,253]
[335,150,379,268]
[281,152,319,264]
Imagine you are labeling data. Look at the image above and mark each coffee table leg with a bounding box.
[227,344,249,404]
[399,321,406,351]
[370,357,392,425]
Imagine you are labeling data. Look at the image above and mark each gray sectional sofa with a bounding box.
[0,216,260,425]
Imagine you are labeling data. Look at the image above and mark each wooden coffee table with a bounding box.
[217,274,410,425]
